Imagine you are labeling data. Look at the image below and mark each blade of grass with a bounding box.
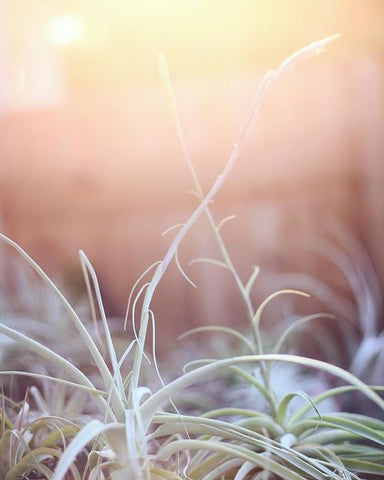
[0,233,125,421]
[0,323,108,415]
[179,326,254,352]
[79,250,125,400]
[140,354,384,430]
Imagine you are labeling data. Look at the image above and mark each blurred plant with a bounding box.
[264,219,384,416]
[0,392,81,479]
[309,220,384,384]
[0,245,136,401]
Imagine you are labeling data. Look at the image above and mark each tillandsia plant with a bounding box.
[265,219,384,404]
[0,391,82,479]
[1,33,384,480]
[0,243,114,402]
[302,219,384,387]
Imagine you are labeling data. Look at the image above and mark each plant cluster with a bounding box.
[1,35,384,480]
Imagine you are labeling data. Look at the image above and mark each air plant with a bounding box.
[1,33,384,480]
[0,392,82,479]
[264,218,384,416]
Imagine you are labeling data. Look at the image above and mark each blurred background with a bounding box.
[0,0,383,351]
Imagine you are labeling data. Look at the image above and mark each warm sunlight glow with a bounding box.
[46,14,84,48]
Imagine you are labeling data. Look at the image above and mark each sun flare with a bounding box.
[46,14,84,48]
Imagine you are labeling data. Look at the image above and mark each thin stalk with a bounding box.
[129,141,242,397]
[130,34,339,401]
[159,52,267,329]
[158,34,339,401]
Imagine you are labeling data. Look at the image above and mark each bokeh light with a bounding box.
[46,14,84,48]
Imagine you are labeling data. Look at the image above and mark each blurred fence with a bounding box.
[0,54,383,348]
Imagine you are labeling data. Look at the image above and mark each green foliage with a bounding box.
[0,394,81,479]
